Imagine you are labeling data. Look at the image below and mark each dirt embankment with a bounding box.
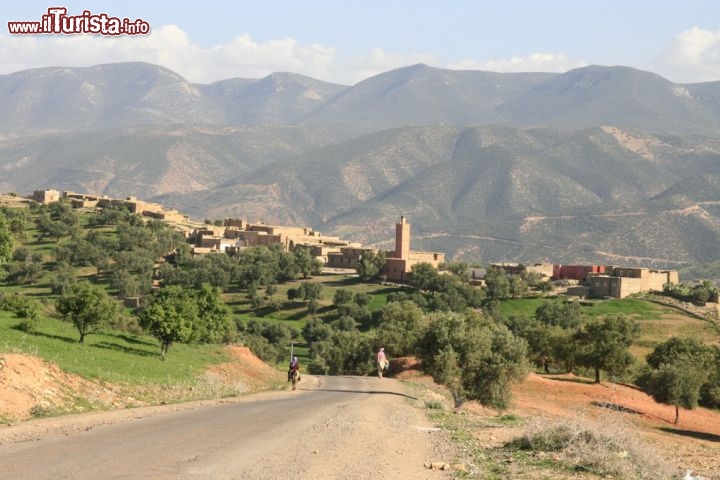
[0,354,120,419]
[0,346,282,422]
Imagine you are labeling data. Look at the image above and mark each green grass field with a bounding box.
[497,295,719,359]
[0,310,230,385]
[227,275,411,330]
[497,296,661,320]
[5,279,716,388]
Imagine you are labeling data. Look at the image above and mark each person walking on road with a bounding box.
[377,347,388,378]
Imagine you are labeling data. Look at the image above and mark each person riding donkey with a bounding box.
[288,356,301,382]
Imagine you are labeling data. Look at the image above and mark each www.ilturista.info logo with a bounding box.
[8,7,150,35]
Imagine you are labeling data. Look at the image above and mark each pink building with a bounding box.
[552,265,606,281]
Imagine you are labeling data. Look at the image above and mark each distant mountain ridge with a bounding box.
[3,62,720,135]
[0,61,719,267]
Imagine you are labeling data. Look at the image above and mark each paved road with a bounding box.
[0,375,440,480]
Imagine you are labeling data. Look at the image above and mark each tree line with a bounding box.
[0,202,321,359]
[1,205,719,420]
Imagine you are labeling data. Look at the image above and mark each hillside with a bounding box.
[497,65,720,134]
[0,63,349,135]
[1,62,719,268]
[0,347,283,422]
[302,64,554,130]
[0,123,354,197]
[203,72,349,125]
[157,125,720,266]
[4,123,719,266]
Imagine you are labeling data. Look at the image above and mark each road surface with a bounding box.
[0,375,448,479]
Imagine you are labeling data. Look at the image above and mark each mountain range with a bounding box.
[1,61,719,268]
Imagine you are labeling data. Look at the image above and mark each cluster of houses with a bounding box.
[186,213,679,299]
[33,189,189,223]
[485,262,679,299]
[190,215,445,283]
[32,188,681,299]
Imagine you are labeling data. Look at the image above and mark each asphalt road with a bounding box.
[0,375,439,480]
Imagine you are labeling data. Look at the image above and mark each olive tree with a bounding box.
[377,301,427,356]
[484,266,511,300]
[535,300,583,329]
[293,246,321,279]
[639,337,714,424]
[574,315,639,383]
[333,288,353,306]
[357,250,386,281]
[56,281,120,343]
[193,283,235,344]
[418,310,529,409]
[138,285,199,359]
[409,262,440,291]
[308,330,377,375]
[0,213,13,264]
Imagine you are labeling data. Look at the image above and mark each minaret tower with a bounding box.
[395,215,410,260]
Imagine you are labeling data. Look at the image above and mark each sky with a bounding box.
[2,1,720,85]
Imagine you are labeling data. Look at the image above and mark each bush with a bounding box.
[16,317,39,334]
[507,413,678,478]
[240,333,285,364]
[424,400,445,410]
[1,294,40,320]
[308,354,329,375]
[29,404,54,418]
[112,314,143,335]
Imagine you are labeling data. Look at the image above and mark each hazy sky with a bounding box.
[2,1,720,84]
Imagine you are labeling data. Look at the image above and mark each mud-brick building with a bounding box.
[327,246,378,269]
[32,189,61,204]
[586,266,679,299]
[222,219,350,255]
[490,262,554,279]
[326,217,445,280]
[382,216,445,282]
[553,264,606,281]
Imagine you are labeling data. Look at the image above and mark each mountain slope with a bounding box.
[497,65,720,134]
[0,62,221,134]
[0,63,349,135]
[304,64,555,130]
[3,62,720,135]
[151,124,720,266]
[0,124,350,198]
[203,72,348,125]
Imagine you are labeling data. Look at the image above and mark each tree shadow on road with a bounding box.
[306,387,419,400]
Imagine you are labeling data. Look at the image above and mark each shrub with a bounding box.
[16,317,39,334]
[29,404,54,418]
[507,412,678,478]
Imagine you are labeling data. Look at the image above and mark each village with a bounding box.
[32,188,683,300]
[15,183,720,480]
